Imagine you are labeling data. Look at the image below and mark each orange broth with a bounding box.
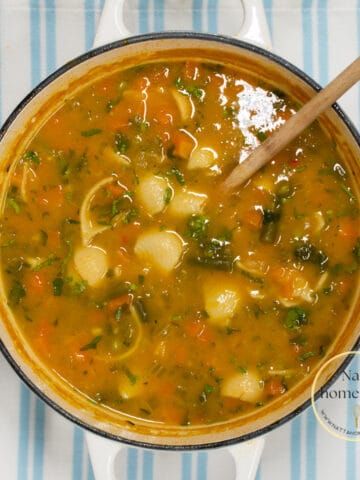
[1,60,359,426]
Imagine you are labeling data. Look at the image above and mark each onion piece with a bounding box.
[79,176,114,246]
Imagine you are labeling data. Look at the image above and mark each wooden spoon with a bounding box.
[222,56,360,192]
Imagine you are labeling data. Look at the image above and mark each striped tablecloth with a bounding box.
[0,1,359,479]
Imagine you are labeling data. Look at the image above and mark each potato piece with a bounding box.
[118,371,143,400]
[221,370,263,402]
[168,189,207,217]
[74,245,108,287]
[134,230,184,274]
[204,279,240,326]
[102,146,131,167]
[137,175,171,215]
[188,146,218,170]
[172,89,194,121]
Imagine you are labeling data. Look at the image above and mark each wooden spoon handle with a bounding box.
[222,56,360,192]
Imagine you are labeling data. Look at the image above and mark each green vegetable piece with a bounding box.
[294,241,328,272]
[255,130,267,142]
[80,335,102,351]
[299,351,317,361]
[23,150,40,164]
[276,179,293,199]
[186,214,209,239]
[9,280,26,305]
[284,307,308,329]
[114,132,130,153]
[124,367,138,385]
[33,253,59,272]
[81,129,102,137]
[7,198,21,214]
[164,187,172,205]
[260,209,281,244]
[52,277,63,296]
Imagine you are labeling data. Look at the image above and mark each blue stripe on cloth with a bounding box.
[317,0,328,85]
[87,456,95,480]
[72,426,84,480]
[45,0,56,73]
[263,0,273,39]
[33,399,46,480]
[305,409,317,480]
[139,0,149,34]
[207,0,218,34]
[346,354,359,480]
[301,0,313,75]
[192,0,203,31]
[17,385,31,480]
[196,451,207,480]
[290,416,301,480]
[127,448,139,480]
[30,0,41,86]
[181,452,192,480]
[154,0,164,32]
[85,0,96,51]
[142,450,154,480]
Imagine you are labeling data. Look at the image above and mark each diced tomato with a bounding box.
[243,208,263,230]
[172,130,195,159]
[336,218,359,239]
[265,378,287,397]
[25,270,49,296]
[107,294,133,313]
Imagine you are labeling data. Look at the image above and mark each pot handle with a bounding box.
[85,430,265,480]
[93,0,271,50]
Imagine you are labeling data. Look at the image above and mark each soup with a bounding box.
[0,59,359,427]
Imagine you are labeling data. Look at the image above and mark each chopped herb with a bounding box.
[131,115,148,132]
[80,128,102,137]
[80,335,102,351]
[123,208,138,224]
[299,351,317,361]
[164,186,172,205]
[7,198,20,214]
[9,280,26,305]
[133,298,148,323]
[341,182,355,204]
[33,253,59,272]
[138,274,145,285]
[238,268,264,284]
[106,98,120,112]
[255,130,267,142]
[124,367,138,385]
[186,214,209,239]
[168,166,185,185]
[237,366,248,374]
[114,132,130,154]
[72,280,87,294]
[52,277,63,296]
[223,106,236,119]
[0,239,15,248]
[115,306,123,321]
[284,307,308,329]
[23,150,40,164]
[294,241,328,272]
[199,384,214,403]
